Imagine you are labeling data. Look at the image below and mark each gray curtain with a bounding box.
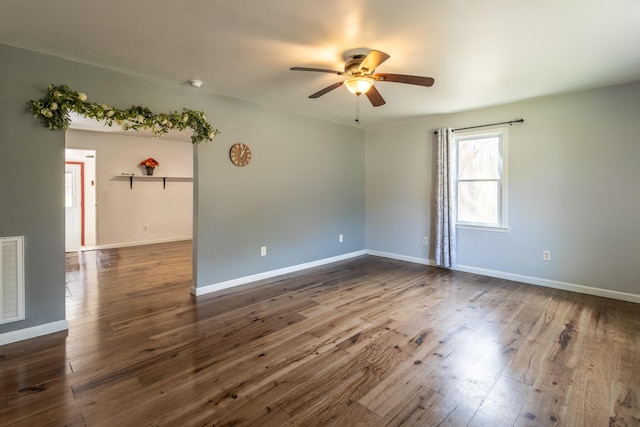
[435,128,457,268]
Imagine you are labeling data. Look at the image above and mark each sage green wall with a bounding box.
[194,97,365,286]
[366,81,640,295]
[0,45,66,332]
[0,43,365,336]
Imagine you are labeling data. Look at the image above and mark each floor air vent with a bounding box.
[1,236,25,324]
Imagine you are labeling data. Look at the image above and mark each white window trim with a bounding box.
[457,224,511,232]
[454,126,509,232]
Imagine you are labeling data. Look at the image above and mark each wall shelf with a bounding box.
[115,175,193,189]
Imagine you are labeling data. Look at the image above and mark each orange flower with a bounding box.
[140,158,159,168]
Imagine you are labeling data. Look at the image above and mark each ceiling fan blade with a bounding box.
[373,73,435,87]
[290,67,344,75]
[358,50,390,73]
[365,85,386,107]
[309,81,344,98]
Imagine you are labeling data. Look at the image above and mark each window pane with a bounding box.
[458,181,498,224]
[65,171,75,208]
[458,137,500,180]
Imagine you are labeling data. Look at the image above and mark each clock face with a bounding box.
[229,143,252,167]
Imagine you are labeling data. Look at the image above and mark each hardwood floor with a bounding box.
[1,241,638,426]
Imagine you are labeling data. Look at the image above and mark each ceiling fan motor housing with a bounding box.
[344,55,366,75]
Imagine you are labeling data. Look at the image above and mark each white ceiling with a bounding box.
[2,0,640,128]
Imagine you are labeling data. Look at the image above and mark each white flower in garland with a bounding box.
[30,84,219,143]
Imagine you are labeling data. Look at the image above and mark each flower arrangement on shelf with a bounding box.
[140,158,160,168]
[30,84,219,143]
[140,158,160,175]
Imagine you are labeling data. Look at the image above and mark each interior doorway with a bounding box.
[65,162,83,251]
[65,149,97,252]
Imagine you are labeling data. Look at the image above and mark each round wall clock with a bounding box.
[229,143,252,167]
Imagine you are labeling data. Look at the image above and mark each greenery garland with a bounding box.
[30,84,219,143]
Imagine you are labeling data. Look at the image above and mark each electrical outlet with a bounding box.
[339,234,344,243]
[143,224,149,232]
[422,236,428,246]
[543,250,551,261]
[261,246,267,256]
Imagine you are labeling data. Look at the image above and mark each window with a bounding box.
[65,171,75,208]
[455,128,507,229]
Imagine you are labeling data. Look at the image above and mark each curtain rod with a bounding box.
[432,118,524,135]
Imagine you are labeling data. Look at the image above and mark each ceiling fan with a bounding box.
[290,49,434,107]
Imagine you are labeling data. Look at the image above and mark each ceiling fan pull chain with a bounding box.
[355,94,360,125]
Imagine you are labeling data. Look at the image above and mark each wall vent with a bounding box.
[0,236,25,324]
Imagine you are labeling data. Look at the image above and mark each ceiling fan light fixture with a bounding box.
[344,77,374,95]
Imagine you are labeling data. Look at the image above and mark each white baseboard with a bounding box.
[94,236,191,250]
[193,250,367,296]
[366,250,640,304]
[0,319,68,346]
[454,264,640,304]
[366,250,434,266]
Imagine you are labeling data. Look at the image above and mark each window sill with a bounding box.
[456,224,510,233]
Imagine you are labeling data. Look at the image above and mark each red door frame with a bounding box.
[65,161,85,246]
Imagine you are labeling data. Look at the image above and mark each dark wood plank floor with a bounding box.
[1,241,638,426]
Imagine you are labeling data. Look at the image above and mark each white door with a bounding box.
[65,162,83,252]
